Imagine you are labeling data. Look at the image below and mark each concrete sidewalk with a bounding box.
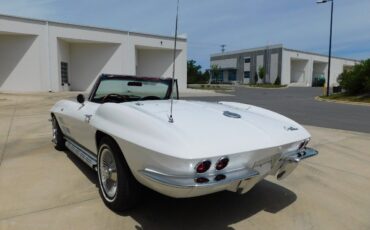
[0,93,369,230]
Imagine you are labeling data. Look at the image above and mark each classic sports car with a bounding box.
[50,74,318,211]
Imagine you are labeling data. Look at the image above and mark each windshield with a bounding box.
[91,77,175,103]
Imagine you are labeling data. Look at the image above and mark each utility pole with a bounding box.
[317,0,334,96]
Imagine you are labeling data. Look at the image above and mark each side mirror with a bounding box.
[77,94,85,104]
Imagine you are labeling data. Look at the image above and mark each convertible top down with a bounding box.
[50,74,318,211]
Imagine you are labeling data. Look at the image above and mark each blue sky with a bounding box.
[1,0,369,69]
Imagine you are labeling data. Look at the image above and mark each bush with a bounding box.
[258,67,265,82]
[274,75,281,85]
[338,59,370,95]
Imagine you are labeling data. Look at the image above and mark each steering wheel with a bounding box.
[141,96,161,101]
[102,93,128,103]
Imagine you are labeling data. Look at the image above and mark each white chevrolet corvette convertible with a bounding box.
[50,74,318,211]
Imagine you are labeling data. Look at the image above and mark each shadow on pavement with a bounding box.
[64,149,297,230]
[123,180,296,230]
[64,150,99,186]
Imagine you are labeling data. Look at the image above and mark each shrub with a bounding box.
[338,59,370,95]
[258,67,266,82]
[187,60,211,84]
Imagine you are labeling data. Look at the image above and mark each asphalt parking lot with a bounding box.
[0,92,370,230]
[187,87,370,133]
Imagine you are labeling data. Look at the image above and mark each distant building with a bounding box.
[210,44,359,86]
[0,14,187,92]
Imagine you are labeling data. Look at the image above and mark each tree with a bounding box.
[203,70,210,83]
[338,59,370,95]
[210,64,221,84]
[187,60,203,84]
[258,66,266,83]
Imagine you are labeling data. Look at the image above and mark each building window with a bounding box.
[228,70,237,81]
[244,71,250,79]
[244,57,251,63]
[61,62,69,85]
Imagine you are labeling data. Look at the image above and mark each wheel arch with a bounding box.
[95,130,139,181]
[95,130,125,160]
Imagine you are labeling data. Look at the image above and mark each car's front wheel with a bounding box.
[97,137,140,212]
[51,115,65,150]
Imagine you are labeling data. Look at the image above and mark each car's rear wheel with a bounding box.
[97,137,140,211]
[51,116,65,150]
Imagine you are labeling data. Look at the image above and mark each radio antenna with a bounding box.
[169,0,179,123]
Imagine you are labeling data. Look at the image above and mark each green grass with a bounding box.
[320,93,370,103]
[244,83,287,88]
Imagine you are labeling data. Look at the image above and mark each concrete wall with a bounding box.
[0,34,42,91]
[256,55,264,83]
[0,14,187,92]
[0,15,49,92]
[270,53,279,83]
[212,58,237,69]
[290,59,309,84]
[136,49,176,78]
[223,70,229,82]
[282,49,358,86]
[131,34,187,91]
[211,45,283,84]
[69,43,121,91]
[211,45,358,87]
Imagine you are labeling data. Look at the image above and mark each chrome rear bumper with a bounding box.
[275,147,318,180]
[139,147,318,191]
[140,166,260,188]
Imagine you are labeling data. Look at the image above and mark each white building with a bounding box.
[211,44,359,86]
[0,14,187,92]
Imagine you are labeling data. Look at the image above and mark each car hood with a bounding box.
[98,100,310,158]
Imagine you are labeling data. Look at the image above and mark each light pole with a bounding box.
[317,0,334,96]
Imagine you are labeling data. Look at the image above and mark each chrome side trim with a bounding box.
[65,137,97,170]
[139,167,259,188]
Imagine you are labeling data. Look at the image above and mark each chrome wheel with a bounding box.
[52,118,58,144]
[99,146,118,200]
[51,116,65,150]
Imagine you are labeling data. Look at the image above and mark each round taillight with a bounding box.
[195,177,209,184]
[195,160,211,173]
[215,157,229,170]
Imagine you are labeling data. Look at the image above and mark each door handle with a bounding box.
[84,114,92,123]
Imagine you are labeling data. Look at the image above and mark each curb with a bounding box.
[315,96,370,107]
[238,85,289,90]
